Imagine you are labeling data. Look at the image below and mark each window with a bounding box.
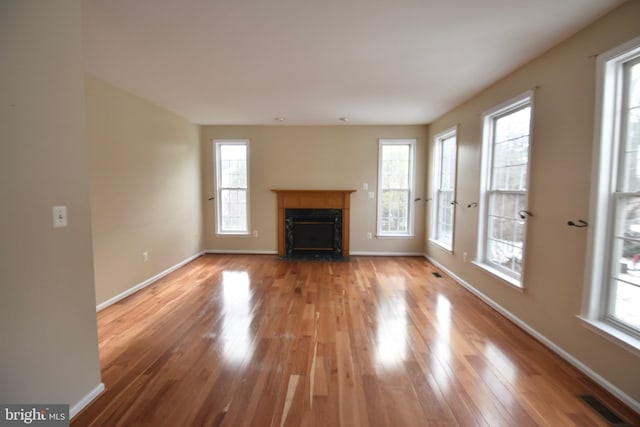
[214,140,249,235]
[476,92,533,288]
[377,139,416,237]
[582,36,640,352]
[430,128,458,251]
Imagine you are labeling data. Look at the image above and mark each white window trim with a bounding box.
[214,139,250,236]
[475,90,535,289]
[376,139,417,238]
[429,126,458,252]
[580,35,640,354]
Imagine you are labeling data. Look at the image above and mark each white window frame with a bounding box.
[580,35,640,355]
[430,127,458,252]
[214,139,250,236]
[475,91,534,289]
[376,139,416,238]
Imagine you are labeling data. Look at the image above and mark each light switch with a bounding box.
[53,206,67,228]
[363,183,368,190]
[368,191,375,199]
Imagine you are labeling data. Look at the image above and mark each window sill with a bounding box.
[215,232,250,237]
[472,261,524,292]
[376,234,414,239]
[578,316,640,357]
[429,239,453,253]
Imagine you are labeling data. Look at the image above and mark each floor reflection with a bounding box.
[484,342,516,383]
[221,271,254,366]
[430,294,453,393]
[435,294,451,336]
[376,288,408,368]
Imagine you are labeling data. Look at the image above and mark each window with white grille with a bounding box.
[582,36,640,352]
[431,128,457,251]
[377,139,416,237]
[214,140,249,235]
[477,92,533,287]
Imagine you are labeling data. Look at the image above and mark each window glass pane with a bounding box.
[436,190,453,242]
[382,145,409,189]
[495,107,531,142]
[441,137,456,191]
[492,109,530,193]
[381,189,409,232]
[629,61,640,108]
[492,165,528,191]
[489,193,525,220]
[486,237,523,275]
[622,61,640,192]
[612,181,640,331]
[616,196,640,240]
[487,192,525,277]
[610,280,640,330]
[220,145,247,188]
[221,189,247,231]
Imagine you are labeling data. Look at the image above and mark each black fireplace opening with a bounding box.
[285,208,342,259]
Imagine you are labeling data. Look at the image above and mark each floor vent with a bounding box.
[578,394,627,426]
[431,272,442,278]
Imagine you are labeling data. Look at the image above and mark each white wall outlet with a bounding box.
[143,251,149,262]
[253,230,259,237]
[366,232,372,240]
[368,191,375,199]
[463,252,468,262]
[363,182,368,190]
[52,206,67,228]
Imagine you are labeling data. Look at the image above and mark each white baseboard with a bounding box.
[424,255,640,414]
[350,251,424,256]
[96,252,204,312]
[204,249,278,255]
[70,382,105,419]
[203,250,424,257]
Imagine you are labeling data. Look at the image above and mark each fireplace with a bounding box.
[285,208,342,257]
[272,189,355,259]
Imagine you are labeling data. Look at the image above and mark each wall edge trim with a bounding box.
[424,254,640,414]
[96,252,204,311]
[204,249,278,255]
[70,382,105,419]
[350,251,424,256]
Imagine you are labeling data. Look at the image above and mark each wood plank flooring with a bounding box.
[72,255,640,426]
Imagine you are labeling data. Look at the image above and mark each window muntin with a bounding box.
[431,128,457,250]
[215,140,249,235]
[377,139,416,237]
[477,93,533,287]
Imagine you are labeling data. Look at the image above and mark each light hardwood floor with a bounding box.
[72,255,640,426]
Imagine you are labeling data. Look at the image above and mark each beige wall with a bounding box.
[0,0,102,410]
[426,0,640,405]
[86,76,202,306]
[201,126,428,254]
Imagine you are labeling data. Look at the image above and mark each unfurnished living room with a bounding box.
[2,0,640,426]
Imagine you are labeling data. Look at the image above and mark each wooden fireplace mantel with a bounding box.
[271,189,356,257]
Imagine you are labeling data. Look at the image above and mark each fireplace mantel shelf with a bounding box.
[271,189,356,257]
[271,189,357,192]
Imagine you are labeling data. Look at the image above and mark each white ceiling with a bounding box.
[82,0,624,125]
